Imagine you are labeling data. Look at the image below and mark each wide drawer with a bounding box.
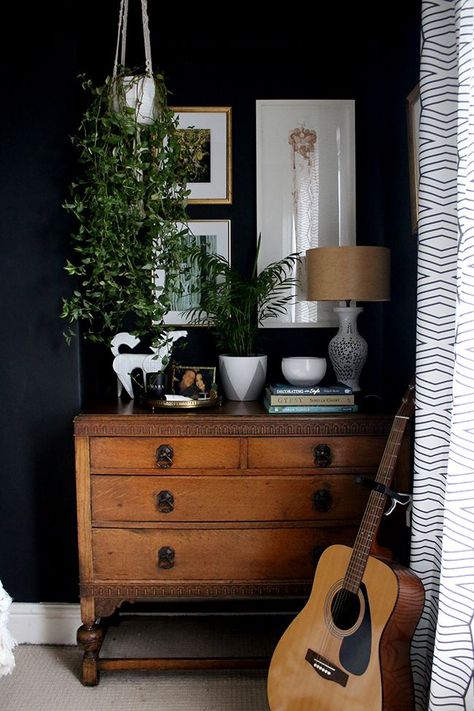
[90,437,240,470]
[92,527,356,581]
[247,436,386,469]
[91,474,371,523]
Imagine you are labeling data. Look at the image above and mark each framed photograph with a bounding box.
[171,364,217,399]
[256,99,356,328]
[162,220,231,325]
[172,107,232,204]
[407,84,420,234]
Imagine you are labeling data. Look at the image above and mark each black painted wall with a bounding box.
[0,2,420,602]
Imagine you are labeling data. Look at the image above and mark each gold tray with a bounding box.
[142,396,222,411]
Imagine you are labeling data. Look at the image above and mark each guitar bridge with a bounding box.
[305,648,348,687]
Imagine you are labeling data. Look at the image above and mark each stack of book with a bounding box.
[263,383,357,413]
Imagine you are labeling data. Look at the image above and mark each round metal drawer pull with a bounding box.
[158,546,175,569]
[313,488,332,512]
[314,443,331,468]
[156,490,174,513]
[156,444,174,468]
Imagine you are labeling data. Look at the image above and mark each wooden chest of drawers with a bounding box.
[74,400,410,685]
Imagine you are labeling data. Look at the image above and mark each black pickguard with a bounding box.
[339,582,372,675]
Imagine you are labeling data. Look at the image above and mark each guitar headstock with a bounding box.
[397,378,415,419]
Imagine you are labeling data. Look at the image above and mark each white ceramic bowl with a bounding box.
[281,357,327,387]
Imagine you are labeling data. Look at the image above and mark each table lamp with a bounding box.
[305,246,390,392]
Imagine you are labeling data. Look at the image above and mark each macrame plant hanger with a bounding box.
[112,0,157,124]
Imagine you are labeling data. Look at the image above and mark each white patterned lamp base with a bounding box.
[328,306,367,392]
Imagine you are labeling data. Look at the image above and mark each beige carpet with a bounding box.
[0,614,292,711]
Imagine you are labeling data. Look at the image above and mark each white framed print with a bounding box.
[172,107,232,204]
[256,99,356,327]
[162,220,231,325]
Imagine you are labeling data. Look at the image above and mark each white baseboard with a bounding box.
[9,603,81,645]
[8,602,292,646]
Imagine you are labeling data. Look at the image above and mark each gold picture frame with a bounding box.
[407,84,420,234]
[171,106,232,204]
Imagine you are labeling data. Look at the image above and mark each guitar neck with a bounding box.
[343,413,411,593]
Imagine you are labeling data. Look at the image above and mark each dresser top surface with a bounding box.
[74,400,396,437]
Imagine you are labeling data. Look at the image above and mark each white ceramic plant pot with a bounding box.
[218,355,268,401]
[113,75,157,125]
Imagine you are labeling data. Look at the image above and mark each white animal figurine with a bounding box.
[111,331,187,399]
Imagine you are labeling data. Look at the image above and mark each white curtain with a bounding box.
[412,2,474,709]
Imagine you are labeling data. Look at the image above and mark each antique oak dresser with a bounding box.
[73,400,410,685]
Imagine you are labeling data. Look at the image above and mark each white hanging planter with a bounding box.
[112,75,157,125]
[219,355,268,402]
[112,0,157,125]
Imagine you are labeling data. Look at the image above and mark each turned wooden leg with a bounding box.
[77,623,105,686]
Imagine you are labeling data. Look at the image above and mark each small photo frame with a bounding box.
[163,220,231,325]
[171,365,217,399]
[171,107,232,204]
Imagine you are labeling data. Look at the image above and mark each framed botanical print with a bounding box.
[161,220,231,325]
[172,107,232,204]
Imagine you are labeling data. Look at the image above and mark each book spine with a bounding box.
[269,384,352,395]
[263,399,358,414]
[266,391,354,406]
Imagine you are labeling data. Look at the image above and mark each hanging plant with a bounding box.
[61,1,207,347]
[61,71,206,346]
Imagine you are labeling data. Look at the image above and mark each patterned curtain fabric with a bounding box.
[412,2,474,709]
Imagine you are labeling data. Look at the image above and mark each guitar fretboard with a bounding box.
[343,415,411,593]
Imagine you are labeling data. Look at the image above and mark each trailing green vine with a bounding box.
[62,72,205,346]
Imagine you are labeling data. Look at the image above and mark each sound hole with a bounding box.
[331,588,361,630]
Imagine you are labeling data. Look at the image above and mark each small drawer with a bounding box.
[247,437,386,469]
[92,526,357,581]
[91,474,372,523]
[90,437,240,471]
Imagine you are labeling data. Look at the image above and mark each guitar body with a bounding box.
[267,544,424,711]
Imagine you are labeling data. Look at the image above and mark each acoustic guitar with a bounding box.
[267,382,424,711]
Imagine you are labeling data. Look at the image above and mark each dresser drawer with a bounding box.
[247,436,386,469]
[90,437,241,470]
[91,474,371,523]
[92,527,356,581]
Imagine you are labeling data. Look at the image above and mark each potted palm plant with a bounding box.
[185,237,300,401]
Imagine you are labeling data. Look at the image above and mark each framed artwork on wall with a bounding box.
[256,99,356,328]
[171,107,232,204]
[159,220,231,325]
[407,84,420,235]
